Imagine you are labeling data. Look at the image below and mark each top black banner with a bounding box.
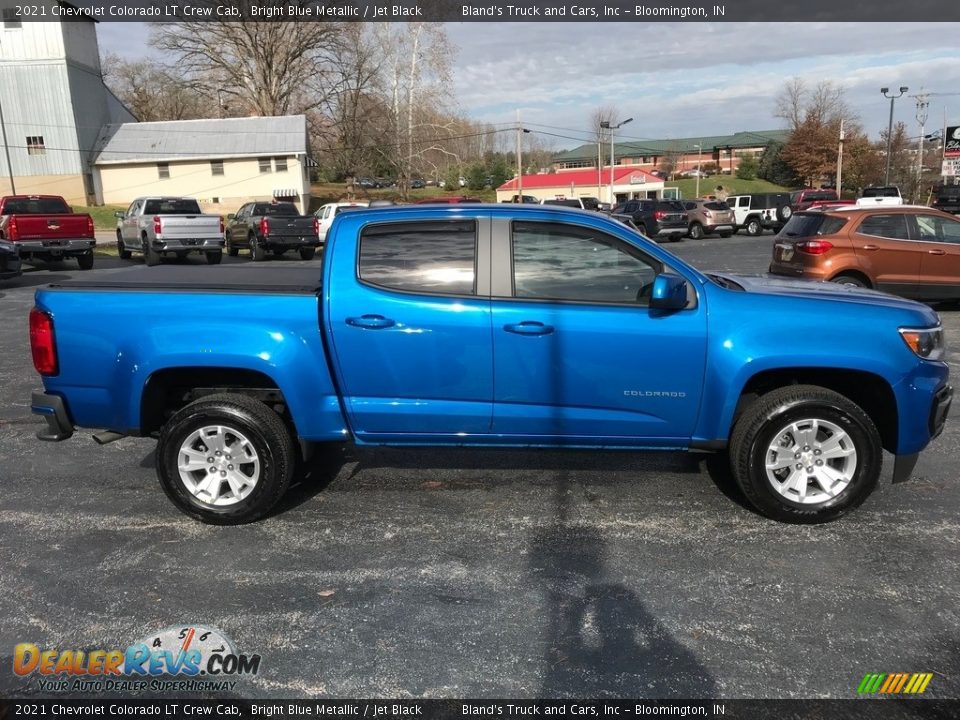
[5,0,960,23]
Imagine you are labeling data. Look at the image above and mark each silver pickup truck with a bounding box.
[115,197,224,266]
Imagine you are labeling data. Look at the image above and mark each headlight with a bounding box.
[899,326,945,361]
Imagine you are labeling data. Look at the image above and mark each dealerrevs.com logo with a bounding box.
[13,625,261,693]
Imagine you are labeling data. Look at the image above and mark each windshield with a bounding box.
[143,199,202,215]
[2,197,71,214]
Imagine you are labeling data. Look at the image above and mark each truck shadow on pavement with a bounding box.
[534,474,719,698]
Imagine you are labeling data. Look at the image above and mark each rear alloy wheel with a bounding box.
[745,218,762,236]
[117,233,132,260]
[156,393,295,524]
[688,222,705,240]
[77,252,94,270]
[250,235,265,262]
[299,246,316,261]
[729,385,881,523]
[206,250,223,265]
[144,235,160,266]
[832,274,869,289]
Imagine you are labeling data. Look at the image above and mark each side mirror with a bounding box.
[227,213,235,220]
[650,273,688,310]
[114,211,125,219]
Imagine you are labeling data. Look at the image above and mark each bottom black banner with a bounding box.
[1,699,958,720]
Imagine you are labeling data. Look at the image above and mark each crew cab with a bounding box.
[115,197,224,266]
[790,188,839,212]
[29,206,951,526]
[226,202,320,261]
[0,195,96,270]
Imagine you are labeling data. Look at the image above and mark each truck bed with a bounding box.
[48,265,321,294]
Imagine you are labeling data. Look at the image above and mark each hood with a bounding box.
[712,272,940,319]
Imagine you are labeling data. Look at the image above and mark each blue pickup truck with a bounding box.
[29,205,951,525]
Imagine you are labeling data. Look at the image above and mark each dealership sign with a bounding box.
[946,126,960,158]
[943,158,960,177]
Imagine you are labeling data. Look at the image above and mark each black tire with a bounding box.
[117,232,132,260]
[206,250,223,265]
[745,218,762,236]
[156,393,295,525]
[832,273,869,289]
[777,204,793,223]
[76,252,94,270]
[299,246,316,261]
[728,385,882,524]
[688,222,704,240]
[226,234,239,257]
[144,234,160,266]
[250,234,265,262]
[719,230,733,238]
[636,223,648,236]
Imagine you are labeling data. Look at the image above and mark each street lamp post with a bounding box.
[694,142,703,198]
[881,86,908,185]
[600,118,632,205]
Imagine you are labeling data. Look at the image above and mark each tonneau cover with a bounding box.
[48,264,321,294]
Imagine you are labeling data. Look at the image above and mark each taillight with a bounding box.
[313,216,319,236]
[7,216,19,241]
[153,215,162,236]
[219,216,225,235]
[85,216,94,237]
[29,308,58,376]
[654,210,666,220]
[796,239,834,255]
[260,217,270,237]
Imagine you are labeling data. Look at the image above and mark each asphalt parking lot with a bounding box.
[1,232,959,701]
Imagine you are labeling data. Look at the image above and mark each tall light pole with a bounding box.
[0,93,15,195]
[515,113,530,202]
[915,92,930,201]
[694,142,702,198]
[601,118,632,205]
[881,86,908,185]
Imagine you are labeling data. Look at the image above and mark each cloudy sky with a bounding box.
[98,21,960,149]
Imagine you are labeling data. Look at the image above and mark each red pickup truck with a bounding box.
[0,195,96,269]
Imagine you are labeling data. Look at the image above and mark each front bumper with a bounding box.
[155,238,224,252]
[31,390,74,442]
[16,238,95,256]
[892,383,953,484]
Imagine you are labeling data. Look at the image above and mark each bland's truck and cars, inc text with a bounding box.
[29,205,951,525]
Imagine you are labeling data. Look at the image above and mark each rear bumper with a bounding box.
[154,238,224,252]
[31,390,74,442]
[653,226,687,238]
[263,236,319,249]
[15,238,95,256]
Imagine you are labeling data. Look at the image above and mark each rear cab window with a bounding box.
[144,199,202,215]
[358,220,477,296]
[2,197,71,214]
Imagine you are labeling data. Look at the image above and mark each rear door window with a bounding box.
[857,214,910,240]
[359,221,477,296]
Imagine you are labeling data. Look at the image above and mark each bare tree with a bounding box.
[151,6,343,117]
[101,52,209,121]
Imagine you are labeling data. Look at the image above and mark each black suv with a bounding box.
[933,184,960,215]
[610,199,688,241]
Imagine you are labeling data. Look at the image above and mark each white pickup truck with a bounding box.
[856,186,903,207]
[115,197,224,266]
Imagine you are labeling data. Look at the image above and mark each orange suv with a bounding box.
[769,206,960,300]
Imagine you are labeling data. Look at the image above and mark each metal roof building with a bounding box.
[92,115,312,213]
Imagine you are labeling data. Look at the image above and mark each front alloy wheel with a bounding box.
[729,384,881,523]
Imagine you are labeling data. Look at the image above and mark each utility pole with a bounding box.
[0,93,16,195]
[597,124,603,200]
[915,92,929,202]
[695,142,702,198]
[835,118,844,196]
[881,86,908,185]
[516,109,522,201]
[601,118,632,205]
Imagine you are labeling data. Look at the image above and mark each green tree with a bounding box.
[757,142,799,187]
[736,153,759,180]
[444,166,462,192]
[466,163,487,191]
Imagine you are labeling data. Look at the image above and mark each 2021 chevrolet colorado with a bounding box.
[29,205,951,525]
